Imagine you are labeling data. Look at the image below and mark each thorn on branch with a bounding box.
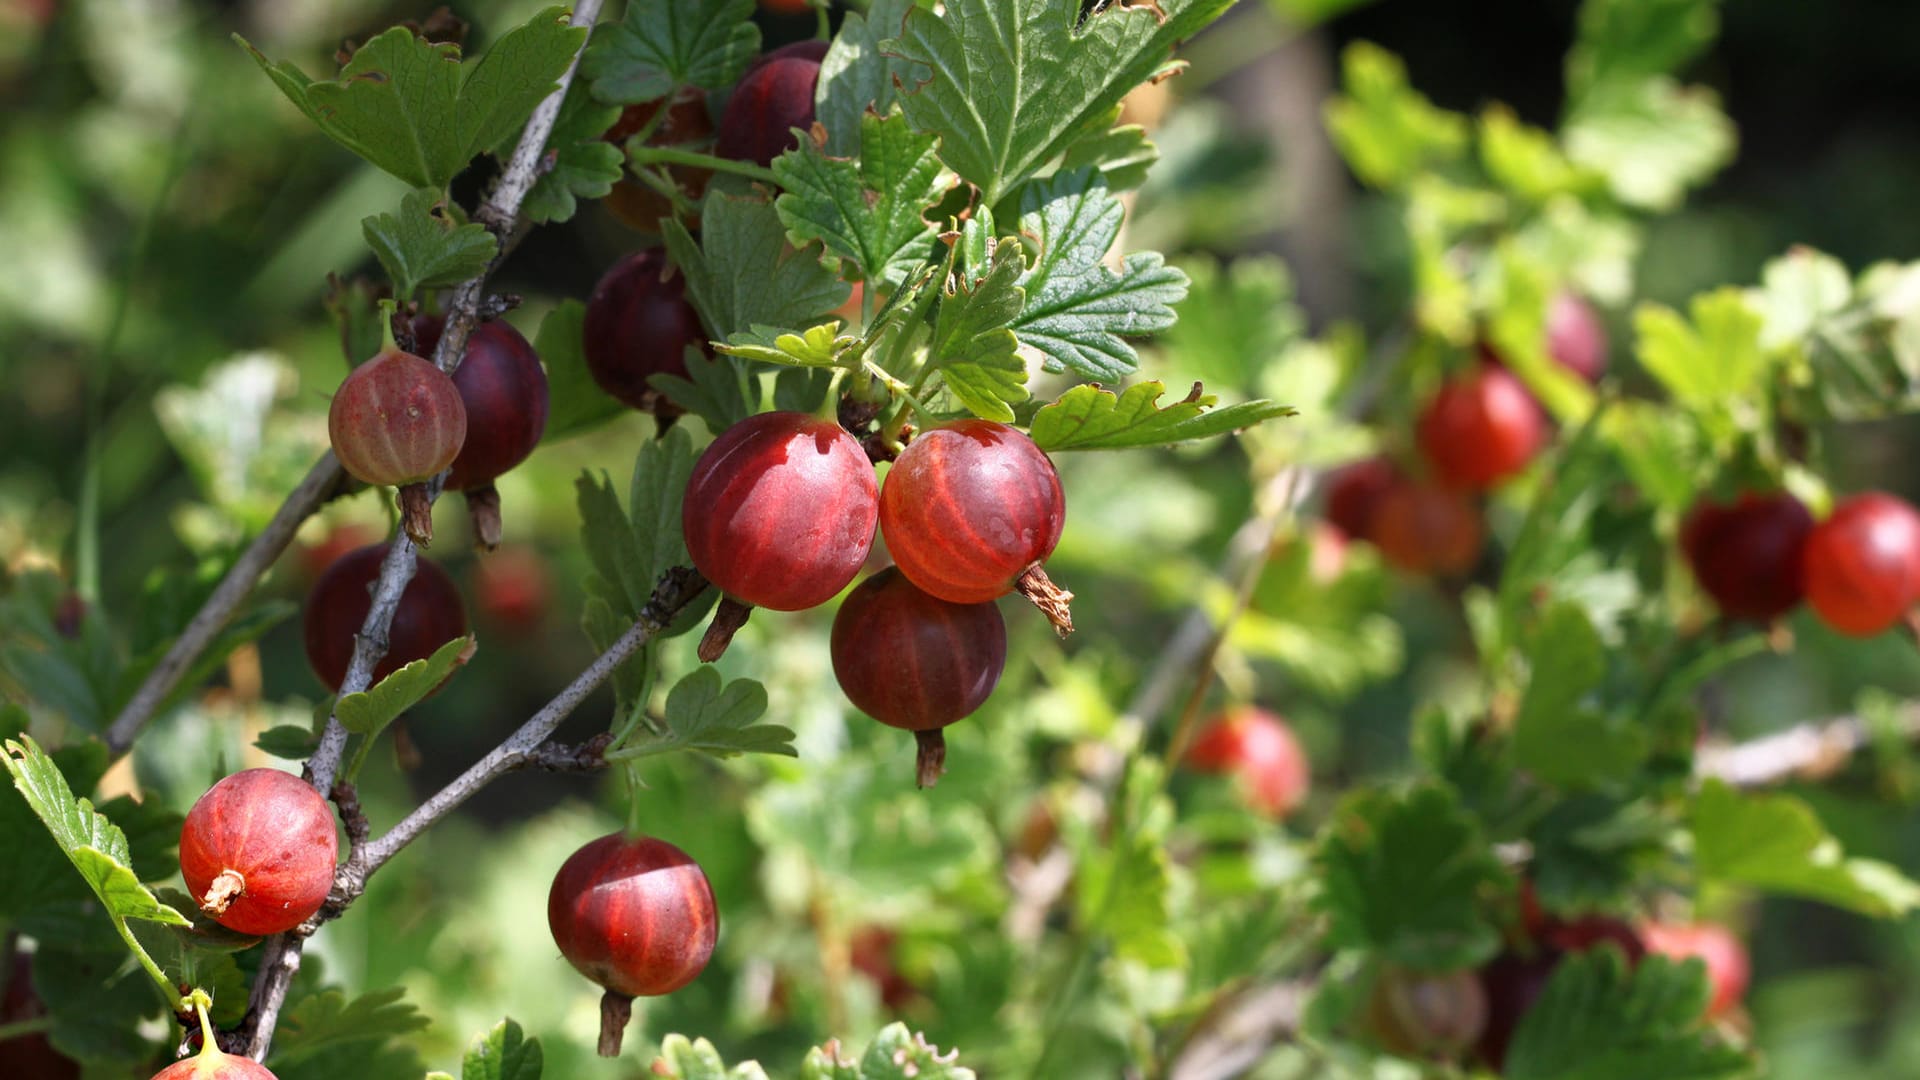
[477,292,521,321]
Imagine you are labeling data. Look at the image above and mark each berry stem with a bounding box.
[398,483,436,547]
[597,989,635,1057]
[861,358,937,425]
[464,484,503,551]
[697,597,754,662]
[914,729,947,789]
[627,145,779,185]
[1015,565,1075,637]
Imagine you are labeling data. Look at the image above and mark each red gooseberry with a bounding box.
[1369,479,1483,576]
[1680,489,1813,622]
[1185,706,1311,818]
[1640,921,1750,1019]
[1416,363,1546,491]
[473,545,551,633]
[548,833,717,1056]
[1801,491,1920,636]
[848,926,918,1010]
[1474,949,1558,1070]
[409,314,549,550]
[582,249,710,414]
[1367,968,1488,1061]
[602,88,714,232]
[328,347,467,546]
[1322,456,1401,542]
[302,544,468,692]
[831,567,1007,787]
[150,1051,278,1080]
[178,769,339,937]
[714,41,830,167]
[878,419,1073,634]
[1545,292,1607,383]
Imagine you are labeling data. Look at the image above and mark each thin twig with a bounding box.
[104,454,348,754]
[1695,704,1920,788]
[242,3,605,1058]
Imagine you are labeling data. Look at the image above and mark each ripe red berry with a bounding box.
[407,315,548,494]
[1322,456,1400,542]
[328,346,467,545]
[474,545,551,633]
[151,1052,279,1080]
[583,250,710,413]
[1367,968,1488,1060]
[1541,914,1646,963]
[714,41,829,167]
[1185,706,1311,818]
[878,419,1072,633]
[684,410,878,610]
[1546,292,1607,383]
[1680,489,1813,622]
[602,89,714,232]
[831,567,1007,786]
[548,833,717,1056]
[1416,363,1546,491]
[1369,480,1483,576]
[1640,921,1750,1019]
[1801,491,1920,636]
[178,769,338,937]
[302,544,468,692]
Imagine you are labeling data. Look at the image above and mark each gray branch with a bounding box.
[243,1,605,1058]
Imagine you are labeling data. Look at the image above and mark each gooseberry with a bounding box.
[1546,292,1607,383]
[1801,491,1920,636]
[302,543,468,692]
[1367,968,1488,1060]
[1475,950,1558,1070]
[1185,706,1311,818]
[878,419,1073,633]
[583,249,710,413]
[178,769,339,937]
[601,88,713,232]
[1641,920,1750,1019]
[328,347,467,546]
[714,40,829,167]
[410,314,549,550]
[473,545,551,633]
[1323,456,1400,542]
[831,567,1007,787]
[150,1050,278,1080]
[1416,363,1546,491]
[1369,479,1483,576]
[548,832,717,1056]
[1680,489,1813,622]
[848,926,918,1010]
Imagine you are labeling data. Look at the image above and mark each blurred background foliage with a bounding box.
[4,0,1920,1077]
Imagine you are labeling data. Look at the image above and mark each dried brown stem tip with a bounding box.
[465,484,503,552]
[398,483,436,547]
[915,729,947,789]
[1016,565,1074,637]
[697,597,753,662]
[598,989,635,1057]
[199,869,246,915]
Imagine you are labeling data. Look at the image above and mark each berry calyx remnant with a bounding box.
[327,347,467,546]
[302,543,468,692]
[178,769,338,937]
[548,833,717,1057]
[831,567,1008,787]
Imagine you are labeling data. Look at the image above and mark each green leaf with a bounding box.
[270,987,431,1067]
[928,245,1028,421]
[1512,604,1647,788]
[1633,288,1768,407]
[773,109,945,290]
[1563,76,1734,211]
[1010,170,1189,380]
[718,322,859,368]
[1692,779,1920,918]
[256,723,321,761]
[1505,950,1756,1080]
[581,0,759,104]
[1566,0,1723,101]
[1312,783,1505,970]
[1069,763,1185,968]
[1479,105,1586,202]
[335,635,475,736]
[461,1018,543,1080]
[239,10,587,189]
[651,348,760,437]
[536,301,627,443]
[1163,255,1308,392]
[34,945,166,1067]
[610,667,796,761]
[96,793,183,883]
[361,189,498,303]
[887,0,1236,205]
[126,905,251,1025]
[512,78,624,225]
[652,1033,771,1079]
[0,736,190,929]
[1529,796,1668,914]
[1751,246,1853,350]
[1058,119,1159,193]
[1028,380,1294,452]
[665,194,849,339]
[1324,42,1468,189]
[816,0,921,156]
[852,1025,980,1079]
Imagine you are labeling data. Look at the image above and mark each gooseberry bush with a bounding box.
[6,1,1920,1078]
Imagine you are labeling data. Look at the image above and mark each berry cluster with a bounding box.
[1321,292,1602,575]
[682,413,1070,787]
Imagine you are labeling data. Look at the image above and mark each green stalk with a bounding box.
[0,1016,53,1044]
[627,146,778,185]
[112,914,183,1008]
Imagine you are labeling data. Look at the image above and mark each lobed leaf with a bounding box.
[611,667,796,761]
[1692,780,1920,918]
[665,194,850,340]
[460,1018,543,1080]
[1505,950,1756,1079]
[536,301,626,443]
[773,110,945,290]
[362,188,498,301]
[336,635,476,737]
[1028,381,1294,452]
[581,0,758,104]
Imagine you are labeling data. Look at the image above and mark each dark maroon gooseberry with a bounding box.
[328,347,467,545]
[714,40,829,167]
[878,419,1072,634]
[1416,362,1546,492]
[548,833,718,1056]
[583,249,710,414]
[410,314,549,550]
[1323,456,1400,542]
[178,769,339,937]
[302,543,468,692]
[1474,949,1558,1070]
[1680,489,1813,622]
[831,567,1007,787]
[1801,491,1920,636]
[683,411,878,658]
